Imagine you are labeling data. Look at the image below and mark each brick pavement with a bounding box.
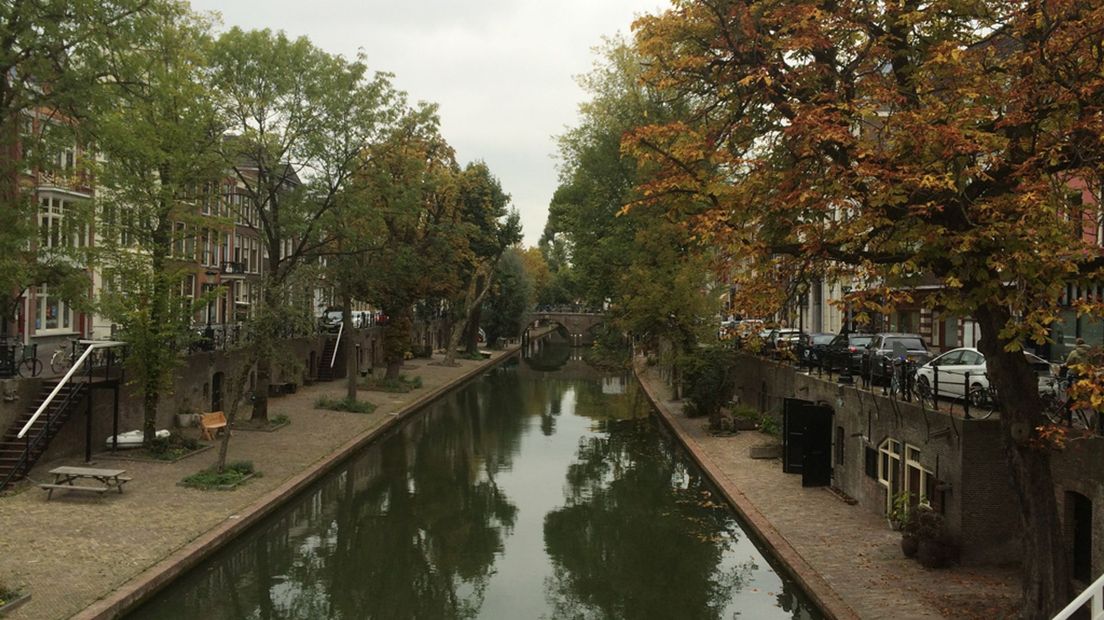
[0,350,513,620]
[635,362,1021,620]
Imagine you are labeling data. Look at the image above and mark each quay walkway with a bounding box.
[635,360,1021,620]
[0,349,517,620]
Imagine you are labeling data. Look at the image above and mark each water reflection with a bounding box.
[130,342,820,620]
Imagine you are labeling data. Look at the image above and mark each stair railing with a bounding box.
[1053,572,1104,620]
[1,382,86,489]
[331,320,344,369]
[16,341,125,441]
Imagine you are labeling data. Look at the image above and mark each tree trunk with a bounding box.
[383,305,412,380]
[143,200,171,444]
[974,304,1069,618]
[444,262,496,366]
[250,281,276,422]
[343,293,356,401]
[216,359,253,473]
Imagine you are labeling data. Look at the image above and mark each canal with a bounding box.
[130,341,822,619]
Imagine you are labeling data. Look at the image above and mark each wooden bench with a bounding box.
[199,411,229,441]
[39,483,109,500]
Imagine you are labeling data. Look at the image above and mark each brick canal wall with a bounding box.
[726,353,1021,566]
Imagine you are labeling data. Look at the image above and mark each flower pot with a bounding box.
[917,538,948,569]
[901,534,919,558]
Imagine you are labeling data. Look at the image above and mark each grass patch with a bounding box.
[315,397,377,414]
[0,582,22,607]
[181,460,257,490]
[729,404,760,422]
[359,374,423,393]
[272,413,290,425]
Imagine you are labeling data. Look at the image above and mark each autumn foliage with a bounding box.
[624,1,1104,616]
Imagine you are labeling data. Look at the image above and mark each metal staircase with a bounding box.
[0,381,87,490]
[0,340,126,491]
[317,322,344,382]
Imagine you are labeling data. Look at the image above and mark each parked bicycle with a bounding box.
[1,342,41,378]
[49,341,76,374]
[1041,375,1095,430]
[966,383,998,420]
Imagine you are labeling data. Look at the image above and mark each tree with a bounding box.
[209,28,397,421]
[441,162,521,364]
[481,247,532,345]
[546,39,716,370]
[627,1,1104,615]
[91,0,224,444]
[0,0,151,337]
[357,103,464,379]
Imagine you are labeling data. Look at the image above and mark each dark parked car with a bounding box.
[861,333,932,383]
[824,332,875,373]
[799,332,836,365]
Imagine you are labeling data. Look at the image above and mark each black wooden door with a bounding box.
[782,398,834,486]
[800,403,833,487]
[782,398,808,474]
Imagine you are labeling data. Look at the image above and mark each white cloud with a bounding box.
[188,0,668,245]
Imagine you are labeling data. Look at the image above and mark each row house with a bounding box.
[7,109,98,364]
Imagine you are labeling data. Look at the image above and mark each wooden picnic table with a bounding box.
[40,466,130,500]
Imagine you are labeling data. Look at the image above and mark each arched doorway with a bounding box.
[211,371,224,411]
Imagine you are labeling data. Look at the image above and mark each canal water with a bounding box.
[130,342,821,619]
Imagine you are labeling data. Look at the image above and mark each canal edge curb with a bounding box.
[73,347,521,620]
[633,361,859,620]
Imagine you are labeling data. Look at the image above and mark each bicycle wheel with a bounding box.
[914,376,937,409]
[1040,393,1067,425]
[17,358,42,378]
[50,351,68,374]
[967,385,996,420]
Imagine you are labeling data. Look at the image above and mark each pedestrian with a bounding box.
[1065,338,1090,375]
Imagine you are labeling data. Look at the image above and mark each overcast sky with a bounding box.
[187,0,669,246]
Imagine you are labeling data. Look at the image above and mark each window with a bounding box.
[864,447,878,478]
[904,444,934,509]
[34,284,72,333]
[178,274,195,300]
[39,195,87,248]
[960,350,984,366]
[878,438,902,515]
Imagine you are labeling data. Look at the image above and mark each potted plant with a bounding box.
[900,503,921,558]
[887,491,910,531]
[915,506,956,569]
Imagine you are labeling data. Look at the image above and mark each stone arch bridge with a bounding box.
[522,309,606,347]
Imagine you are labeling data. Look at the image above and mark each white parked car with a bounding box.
[913,347,1056,401]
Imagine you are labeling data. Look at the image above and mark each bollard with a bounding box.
[963,371,971,420]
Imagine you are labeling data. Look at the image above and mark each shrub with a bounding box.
[315,397,377,414]
[757,414,780,437]
[147,432,201,460]
[182,460,256,490]
[359,374,422,393]
[680,347,738,419]
[272,413,290,425]
[0,582,18,606]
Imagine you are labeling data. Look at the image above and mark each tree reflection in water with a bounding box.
[130,347,820,620]
[130,374,528,620]
[543,417,754,620]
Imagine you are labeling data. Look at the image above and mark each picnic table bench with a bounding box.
[40,466,130,500]
[199,411,229,441]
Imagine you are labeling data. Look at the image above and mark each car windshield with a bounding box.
[849,336,873,346]
[887,337,925,350]
[813,334,835,344]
